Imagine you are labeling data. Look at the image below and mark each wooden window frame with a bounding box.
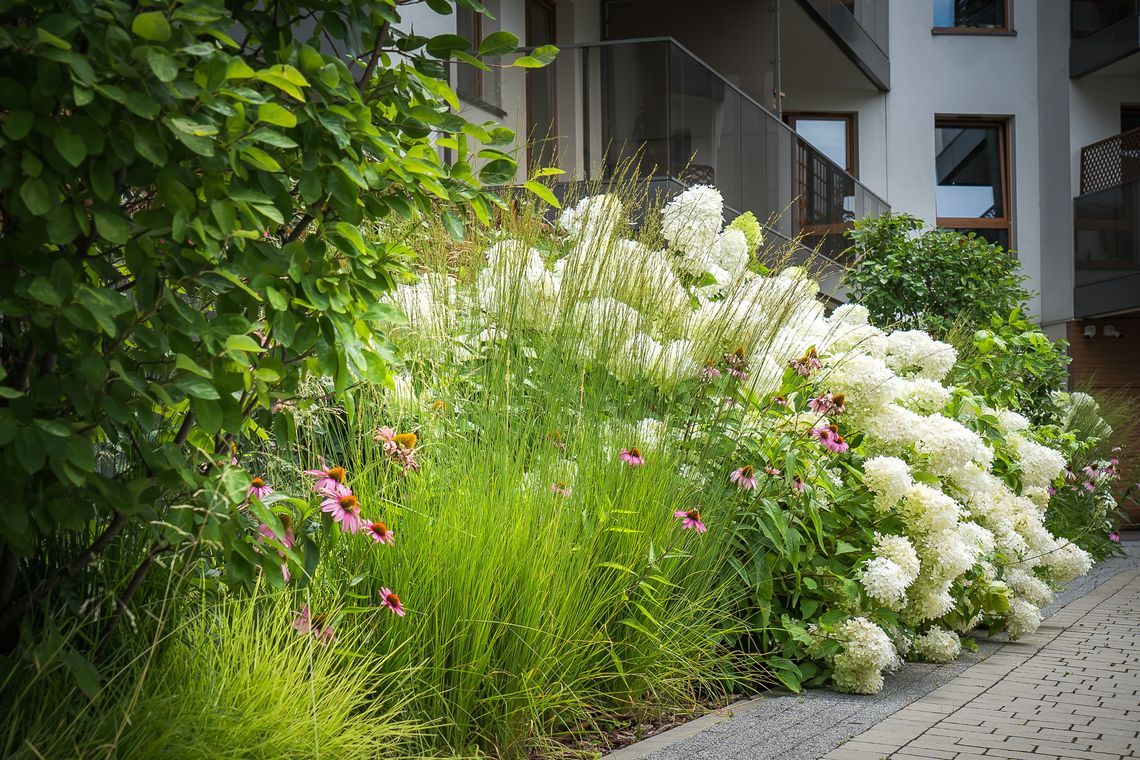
[525,0,558,172]
[931,0,1012,34]
[935,117,1013,247]
[784,111,859,177]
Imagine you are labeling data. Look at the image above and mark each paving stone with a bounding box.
[606,544,1140,760]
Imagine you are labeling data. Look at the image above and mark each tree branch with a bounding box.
[357,21,390,91]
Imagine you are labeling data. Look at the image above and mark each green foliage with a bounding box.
[951,311,1071,425]
[0,0,534,624]
[727,211,763,252]
[845,214,1028,337]
[2,590,421,759]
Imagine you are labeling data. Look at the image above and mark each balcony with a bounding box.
[1074,127,1140,317]
[1071,0,1140,77]
[539,38,888,268]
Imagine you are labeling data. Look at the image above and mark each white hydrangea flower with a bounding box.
[388,373,419,415]
[558,194,625,247]
[830,303,870,327]
[648,339,697,390]
[915,414,992,475]
[1006,596,1042,639]
[861,403,926,452]
[1006,567,1054,607]
[568,297,642,360]
[661,185,723,256]
[710,227,750,276]
[635,417,666,451]
[861,557,912,609]
[863,457,913,512]
[958,521,996,556]
[821,323,889,360]
[886,330,957,381]
[893,378,952,415]
[830,617,901,695]
[920,528,978,580]
[1044,541,1093,584]
[900,483,963,534]
[995,409,1031,436]
[875,533,920,580]
[1008,433,1066,489]
[905,575,956,624]
[823,352,899,409]
[912,626,962,663]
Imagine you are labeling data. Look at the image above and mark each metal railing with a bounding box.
[534,38,889,263]
[1080,126,1140,195]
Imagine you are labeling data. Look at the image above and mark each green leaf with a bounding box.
[257,103,297,128]
[53,129,86,167]
[36,27,72,50]
[3,110,34,140]
[63,649,102,698]
[146,47,179,82]
[132,12,172,42]
[240,145,282,172]
[174,375,221,400]
[19,177,52,216]
[524,180,560,208]
[224,334,266,353]
[441,209,465,241]
[479,158,516,185]
[93,209,132,244]
[478,30,519,56]
[426,34,471,58]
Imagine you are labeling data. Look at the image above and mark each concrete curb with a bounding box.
[601,697,768,760]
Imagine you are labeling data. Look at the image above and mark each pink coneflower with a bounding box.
[305,460,348,494]
[1109,531,1121,543]
[366,520,395,546]
[620,447,645,467]
[320,483,363,533]
[380,587,406,617]
[258,515,295,583]
[551,482,571,497]
[793,477,806,492]
[790,347,822,377]
[1047,485,1057,496]
[699,361,722,380]
[765,466,781,476]
[1064,467,1077,482]
[773,394,789,407]
[1083,464,1099,479]
[730,465,758,491]
[1083,481,1096,493]
[373,426,395,444]
[247,476,274,501]
[812,424,849,454]
[809,392,847,416]
[1112,446,1122,453]
[673,508,707,533]
[293,604,336,644]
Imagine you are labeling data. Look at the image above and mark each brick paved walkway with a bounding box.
[824,568,1140,760]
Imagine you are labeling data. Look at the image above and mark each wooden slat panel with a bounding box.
[1067,317,1140,525]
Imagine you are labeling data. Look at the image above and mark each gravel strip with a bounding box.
[607,536,1139,760]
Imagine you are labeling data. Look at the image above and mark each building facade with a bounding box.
[401,0,1140,410]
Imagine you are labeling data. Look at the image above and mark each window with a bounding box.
[934,118,1011,249]
[933,0,1009,32]
[456,3,503,111]
[785,112,858,176]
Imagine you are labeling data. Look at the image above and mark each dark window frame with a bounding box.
[931,0,1013,34]
[934,116,1013,249]
[525,0,558,172]
[784,111,859,177]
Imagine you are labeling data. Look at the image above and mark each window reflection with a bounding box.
[933,0,1008,30]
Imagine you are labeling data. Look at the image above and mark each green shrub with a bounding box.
[0,0,542,643]
[845,214,1028,336]
[951,310,1071,426]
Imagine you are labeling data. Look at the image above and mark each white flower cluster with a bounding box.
[912,626,962,663]
[829,617,901,694]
